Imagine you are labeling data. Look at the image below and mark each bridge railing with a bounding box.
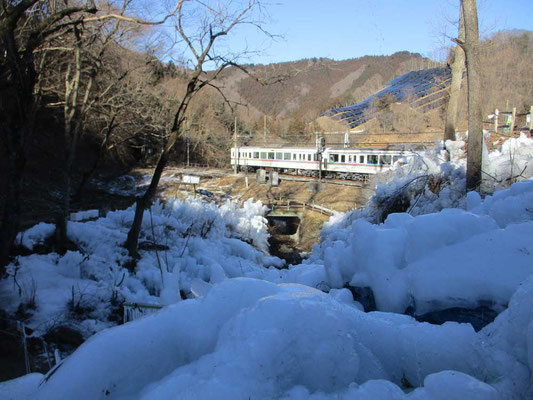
[267,201,335,216]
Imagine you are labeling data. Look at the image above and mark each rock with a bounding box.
[345,285,377,312]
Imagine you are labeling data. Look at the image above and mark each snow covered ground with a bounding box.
[2,133,533,399]
[0,198,281,338]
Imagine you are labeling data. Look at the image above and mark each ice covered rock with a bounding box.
[34,279,500,399]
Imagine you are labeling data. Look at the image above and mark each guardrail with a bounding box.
[176,162,210,168]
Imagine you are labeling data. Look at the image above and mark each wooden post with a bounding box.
[494,109,499,133]
[54,349,62,365]
[186,120,190,167]
[18,322,31,373]
[510,107,516,135]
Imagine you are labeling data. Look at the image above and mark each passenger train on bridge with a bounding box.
[231,145,414,181]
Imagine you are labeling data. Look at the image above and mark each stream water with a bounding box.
[266,216,304,266]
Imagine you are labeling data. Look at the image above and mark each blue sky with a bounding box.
[222,0,533,65]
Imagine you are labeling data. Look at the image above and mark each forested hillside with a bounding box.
[221,30,533,139]
[221,52,440,135]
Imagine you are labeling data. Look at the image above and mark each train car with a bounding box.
[231,146,411,180]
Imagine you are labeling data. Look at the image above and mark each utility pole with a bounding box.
[234,116,238,174]
[316,133,324,183]
[263,115,267,146]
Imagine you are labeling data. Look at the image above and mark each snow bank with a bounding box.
[327,133,533,229]
[33,279,510,399]
[278,180,533,316]
[219,198,270,252]
[0,373,43,400]
[483,133,533,192]
[15,222,55,251]
[480,274,533,397]
[0,198,279,337]
[278,136,533,316]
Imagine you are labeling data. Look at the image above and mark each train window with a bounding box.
[254,152,259,158]
[284,153,291,160]
[307,154,311,161]
[268,152,275,160]
[329,154,339,162]
[276,152,282,160]
[381,155,392,165]
[367,155,378,164]
[261,152,266,159]
[341,155,345,163]
[359,155,365,163]
[348,155,352,162]
[313,154,318,161]
[293,153,297,160]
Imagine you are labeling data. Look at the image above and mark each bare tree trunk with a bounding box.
[460,0,483,191]
[56,25,98,251]
[125,151,170,258]
[444,7,465,143]
[124,102,188,259]
[0,125,27,273]
[123,0,265,259]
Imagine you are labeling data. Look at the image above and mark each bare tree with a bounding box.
[444,6,465,143]
[454,0,483,191]
[50,2,151,251]
[0,0,97,275]
[124,0,269,257]
[0,0,175,271]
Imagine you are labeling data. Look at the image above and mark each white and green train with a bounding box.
[231,146,413,180]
